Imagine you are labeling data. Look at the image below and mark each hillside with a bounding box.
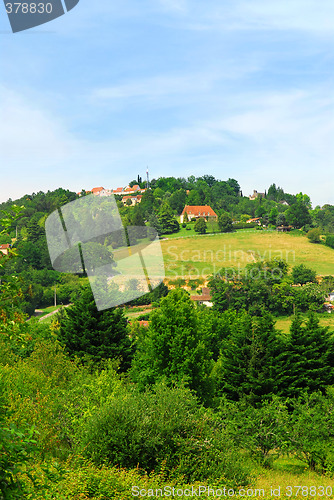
[162,229,334,278]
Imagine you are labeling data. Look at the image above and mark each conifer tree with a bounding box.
[277,313,334,398]
[157,203,180,234]
[58,287,133,370]
[215,312,283,402]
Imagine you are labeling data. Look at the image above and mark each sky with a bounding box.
[0,0,333,207]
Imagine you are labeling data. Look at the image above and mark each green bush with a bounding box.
[219,397,289,468]
[194,218,207,234]
[289,391,334,474]
[1,340,80,461]
[307,227,321,243]
[325,234,334,249]
[292,264,317,285]
[0,372,40,499]
[21,456,251,500]
[76,384,253,487]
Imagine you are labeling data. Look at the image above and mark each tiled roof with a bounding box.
[246,217,261,222]
[190,287,212,302]
[181,205,217,217]
[91,187,104,193]
[139,320,149,327]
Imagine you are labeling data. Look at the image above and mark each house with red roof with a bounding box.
[91,187,113,196]
[190,287,213,307]
[246,217,262,225]
[78,187,112,197]
[123,184,141,194]
[180,205,218,224]
[122,194,143,206]
[0,244,11,256]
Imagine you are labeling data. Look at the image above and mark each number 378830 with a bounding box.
[5,3,53,14]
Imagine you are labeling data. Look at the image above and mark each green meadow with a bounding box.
[161,230,334,279]
[274,312,334,335]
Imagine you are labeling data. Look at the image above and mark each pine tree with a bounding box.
[216,312,283,402]
[148,212,162,235]
[58,287,133,370]
[277,313,334,398]
[26,220,42,243]
[131,206,145,226]
[158,203,180,234]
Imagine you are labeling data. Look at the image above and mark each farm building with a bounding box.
[0,244,11,256]
[180,205,218,224]
[190,287,213,307]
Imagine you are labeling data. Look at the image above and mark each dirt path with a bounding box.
[37,304,72,322]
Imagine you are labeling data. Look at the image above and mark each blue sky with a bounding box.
[0,0,333,206]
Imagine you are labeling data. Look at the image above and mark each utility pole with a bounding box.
[54,285,57,307]
[146,167,150,189]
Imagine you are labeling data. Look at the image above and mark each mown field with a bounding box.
[275,312,334,334]
[161,230,334,279]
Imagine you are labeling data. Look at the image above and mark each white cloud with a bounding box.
[90,62,261,105]
[1,82,333,207]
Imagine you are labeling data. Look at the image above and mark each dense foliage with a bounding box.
[1,182,334,498]
[209,260,326,316]
[57,287,133,370]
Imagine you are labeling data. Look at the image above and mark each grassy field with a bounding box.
[123,305,152,319]
[165,221,220,239]
[255,456,334,499]
[274,312,334,335]
[161,230,334,279]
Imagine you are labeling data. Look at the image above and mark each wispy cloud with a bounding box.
[0,87,73,165]
[2,81,332,206]
[158,0,334,34]
[0,0,333,208]
[92,74,212,101]
[156,0,188,14]
[90,63,260,104]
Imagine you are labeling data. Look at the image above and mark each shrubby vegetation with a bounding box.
[209,260,326,316]
[1,181,334,498]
